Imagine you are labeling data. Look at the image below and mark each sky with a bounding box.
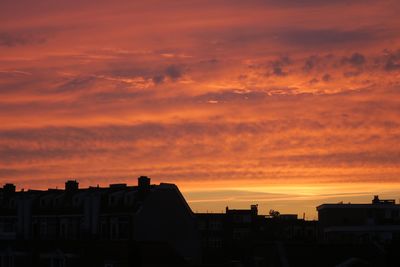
[1,0,400,217]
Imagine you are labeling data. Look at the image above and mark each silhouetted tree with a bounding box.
[269,209,280,218]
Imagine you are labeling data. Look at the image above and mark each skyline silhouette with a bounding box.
[2,178,400,219]
[1,176,400,266]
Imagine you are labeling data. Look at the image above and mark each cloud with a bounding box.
[279,28,378,48]
[273,151,400,167]
[0,31,47,47]
[262,0,375,8]
[147,65,184,84]
[303,56,318,72]
[0,70,32,76]
[269,56,291,76]
[0,0,399,202]
[341,52,366,67]
[54,76,97,93]
[164,65,184,80]
[343,71,361,77]
[308,78,319,85]
[384,49,400,71]
[184,189,291,203]
[152,75,165,84]
[322,73,332,82]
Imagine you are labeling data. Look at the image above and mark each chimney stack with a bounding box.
[251,204,258,215]
[138,176,150,189]
[3,183,16,194]
[65,180,79,192]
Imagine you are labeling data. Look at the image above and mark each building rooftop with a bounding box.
[317,195,400,211]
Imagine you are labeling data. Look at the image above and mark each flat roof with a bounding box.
[317,203,400,211]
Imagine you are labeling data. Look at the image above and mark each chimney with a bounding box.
[3,183,16,194]
[251,204,258,215]
[138,176,150,189]
[65,180,79,192]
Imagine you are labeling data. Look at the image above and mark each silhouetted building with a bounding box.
[317,195,400,243]
[196,204,265,265]
[264,215,318,242]
[0,177,200,267]
[3,179,400,267]
[196,204,318,266]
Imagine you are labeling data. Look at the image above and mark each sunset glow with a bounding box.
[1,0,400,217]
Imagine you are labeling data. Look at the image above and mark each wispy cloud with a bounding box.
[0,0,400,214]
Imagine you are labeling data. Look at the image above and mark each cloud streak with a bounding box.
[0,0,400,214]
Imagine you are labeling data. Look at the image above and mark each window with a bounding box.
[1,255,14,267]
[233,214,251,223]
[73,197,80,206]
[393,210,399,218]
[40,221,47,237]
[51,257,65,267]
[110,223,117,239]
[9,199,15,208]
[0,218,15,233]
[210,220,222,231]
[109,196,115,206]
[124,194,133,205]
[198,221,206,230]
[60,220,73,239]
[100,219,109,239]
[208,237,222,248]
[118,217,130,239]
[233,228,249,240]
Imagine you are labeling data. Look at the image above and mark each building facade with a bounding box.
[317,195,400,243]
[0,176,200,267]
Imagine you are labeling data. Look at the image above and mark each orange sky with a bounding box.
[1,0,400,217]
